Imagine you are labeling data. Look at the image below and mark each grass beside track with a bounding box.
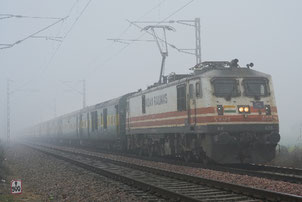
[0,141,8,180]
[0,141,14,202]
[271,145,302,168]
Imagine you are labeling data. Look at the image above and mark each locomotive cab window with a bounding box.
[212,78,239,98]
[177,84,186,111]
[243,78,269,97]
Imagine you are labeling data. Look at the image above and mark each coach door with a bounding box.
[87,113,90,137]
[79,114,83,137]
[188,78,200,129]
[115,105,119,136]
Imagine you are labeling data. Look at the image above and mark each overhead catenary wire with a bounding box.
[37,0,90,69]
[114,0,168,40]
[87,0,194,76]
[63,0,92,38]
[0,16,68,50]
[10,0,91,92]
[126,20,194,56]
[107,38,155,44]
[41,0,92,73]
[0,14,64,20]
[86,0,168,72]
[59,80,83,95]
[30,36,63,42]
[7,0,194,98]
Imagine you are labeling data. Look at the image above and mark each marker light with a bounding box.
[265,105,271,115]
[217,105,224,115]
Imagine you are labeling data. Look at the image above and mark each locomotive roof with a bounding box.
[129,61,271,97]
[196,66,270,78]
[192,59,270,77]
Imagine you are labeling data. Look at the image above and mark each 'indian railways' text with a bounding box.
[146,94,168,107]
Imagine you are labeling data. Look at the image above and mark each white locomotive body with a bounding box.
[126,61,280,163]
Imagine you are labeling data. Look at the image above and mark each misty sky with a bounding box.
[0,0,301,145]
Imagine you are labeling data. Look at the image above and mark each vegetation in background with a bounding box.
[0,140,9,180]
[0,141,6,179]
[272,144,302,168]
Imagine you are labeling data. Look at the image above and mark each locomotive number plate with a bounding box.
[253,101,264,109]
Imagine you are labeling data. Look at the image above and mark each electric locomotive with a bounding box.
[126,59,280,163]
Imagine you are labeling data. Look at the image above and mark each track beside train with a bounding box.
[51,143,302,184]
[166,161,302,184]
[24,142,302,201]
[219,163,302,184]
[91,145,302,184]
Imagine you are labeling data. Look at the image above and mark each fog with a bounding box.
[0,0,301,145]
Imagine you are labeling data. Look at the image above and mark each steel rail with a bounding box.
[227,163,302,176]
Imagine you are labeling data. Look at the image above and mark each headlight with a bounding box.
[244,106,250,113]
[238,105,250,113]
[239,107,244,113]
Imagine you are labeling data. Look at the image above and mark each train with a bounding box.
[28,59,280,164]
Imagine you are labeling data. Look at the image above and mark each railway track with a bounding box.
[56,142,302,184]
[87,145,302,184]
[221,163,302,184]
[24,142,302,201]
[30,141,302,184]
[146,156,302,184]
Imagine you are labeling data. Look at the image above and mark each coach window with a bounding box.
[103,108,107,129]
[196,82,201,97]
[189,84,194,99]
[142,95,146,114]
[177,84,186,111]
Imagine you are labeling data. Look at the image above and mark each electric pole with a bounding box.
[300,123,302,141]
[54,99,57,118]
[194,18,201,64]
[4,82,39,143]
[82,79,86,108]
[60,80,86,109]
[176,18,201,64]
[6,79,11,144]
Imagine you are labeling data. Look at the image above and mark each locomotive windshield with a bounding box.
[243,78,269,97]
[212,78,239,98]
